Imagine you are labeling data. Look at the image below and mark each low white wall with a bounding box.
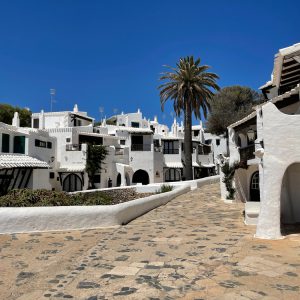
[0,176,219,234]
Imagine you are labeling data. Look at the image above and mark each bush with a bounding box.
[0,189,113,207]
[156,184,174,194]
[221,161,239,199]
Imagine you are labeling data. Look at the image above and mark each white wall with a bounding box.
[256,102,300,239]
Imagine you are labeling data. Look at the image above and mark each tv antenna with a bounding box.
[50,89,56,112]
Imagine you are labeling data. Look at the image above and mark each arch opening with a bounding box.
[280,163,300,235]
[116,173,121,187]
[63,173,83,192]
[250,171,260,201]
[132,169,149,185]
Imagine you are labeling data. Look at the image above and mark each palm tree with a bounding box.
[159,56,220,180]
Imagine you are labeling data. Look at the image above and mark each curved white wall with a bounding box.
[0,176,219,234]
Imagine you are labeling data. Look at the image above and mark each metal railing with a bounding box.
[163,148,179,154]
[131,144,151,151]
[66,144,82,151]
[239,144,255,161]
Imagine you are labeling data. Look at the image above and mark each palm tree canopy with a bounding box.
[158,56,220,119]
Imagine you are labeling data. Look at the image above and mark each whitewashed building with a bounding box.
[0,112,54,195]
[1,103,217,194]
[225,42,300,239]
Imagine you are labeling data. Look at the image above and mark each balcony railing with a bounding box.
[198,146,211,155]
[131,144,151,151]
[66,144,82,151]
[163,148,179,154]
[239,144,255,162]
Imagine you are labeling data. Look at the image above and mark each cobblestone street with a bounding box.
[0,183,300,299]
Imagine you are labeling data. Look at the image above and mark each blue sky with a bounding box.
[0,0,299,126]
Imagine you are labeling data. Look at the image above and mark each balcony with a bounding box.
[198,145,211,155]
[66,144,82,151]
[163,148,179,154]
[131,144,151,151]
[239,144,255,162]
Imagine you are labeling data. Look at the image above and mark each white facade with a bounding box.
[225,42,300,239]
[1,105,216,194]
[0,113,55,194]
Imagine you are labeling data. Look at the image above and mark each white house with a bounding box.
[0,103,217,195]
[0,112,54,195]
[225,42,300,239]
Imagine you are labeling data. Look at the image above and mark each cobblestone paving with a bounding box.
[1,183,300,299]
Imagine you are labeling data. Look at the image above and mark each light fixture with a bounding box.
[247,129,255,142]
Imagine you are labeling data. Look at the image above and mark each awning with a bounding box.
[201,163,215,168]
[59,165,85,172]
[164,162,183,168]
[0,154,49,169]
[192,162,200,167]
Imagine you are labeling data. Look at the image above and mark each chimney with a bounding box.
[12,112,20,127]
[73,104,79,113]
[40,109,45,129]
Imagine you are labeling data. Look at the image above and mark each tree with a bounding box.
[0,103,32,127]
[159,56,220,180]
[85,144,108,189]
[206,86,264,136]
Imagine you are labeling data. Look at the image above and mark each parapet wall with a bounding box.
[0,176,219,234]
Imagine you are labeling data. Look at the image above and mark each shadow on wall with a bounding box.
[281,162,300,235]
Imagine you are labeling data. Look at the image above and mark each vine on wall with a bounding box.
[221,161,239,199]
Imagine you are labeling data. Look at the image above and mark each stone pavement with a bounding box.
[0,183,300,300]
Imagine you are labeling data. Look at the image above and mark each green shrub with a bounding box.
[221,161,239,200]
[156,184,174,194]
[0,189,113,207]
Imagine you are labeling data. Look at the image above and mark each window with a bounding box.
[165,168,181,182]
[194,130,199,137]
[150,125,155,133]
[163,141,178,154]
[93,174,101,184]
[205,139,212,145]
[2,134,10,153]
[14,136,25,154]
[35,139,46,148]
[33,118,39,128]
[216,139,220,146]
[131,122,140,128]
[120,140,126,145]
[66,138,71,143]
[49,172,55,179]
[47,142,52,149]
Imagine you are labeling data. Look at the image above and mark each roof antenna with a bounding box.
[50,89,56,112]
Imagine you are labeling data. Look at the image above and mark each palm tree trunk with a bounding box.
[184,100,193,180]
